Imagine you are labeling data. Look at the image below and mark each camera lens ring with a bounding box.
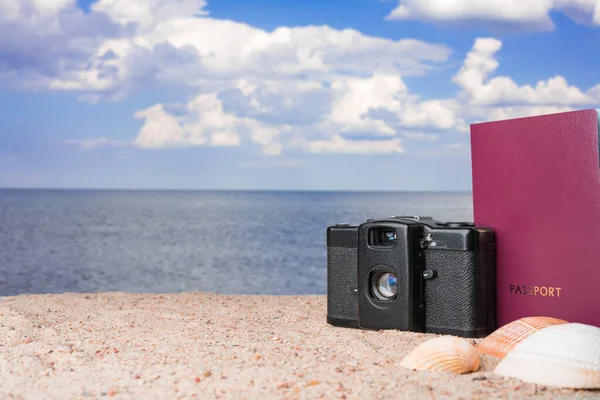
[371,271,399,300]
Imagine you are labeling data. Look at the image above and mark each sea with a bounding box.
[0,189,474,297]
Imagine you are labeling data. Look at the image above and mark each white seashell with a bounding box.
[494,323,600,388]
[400,336,480,374]
[477,316,568,358]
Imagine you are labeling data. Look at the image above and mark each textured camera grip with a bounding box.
[424,251,491,334]
[327,246,358,323]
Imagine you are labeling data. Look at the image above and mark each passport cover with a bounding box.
[470,108,600,328]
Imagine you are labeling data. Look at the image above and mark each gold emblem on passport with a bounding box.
[509,285,562,297]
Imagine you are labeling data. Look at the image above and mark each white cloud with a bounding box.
[0,0,123,92]
[324,74,465,136]
[586,83,600,102]
[134,94,244,149]
[291,135,405,154]
[387,0,554,30]
[1,0,75,32]
[63,32,599,155]
[467,105,577,123]
[555,0,600,25]
[133,93,286,152]
[132,21,451,80]
[1,0,453,157]
[129,86,409,155]
[386,0,600,31]
[5,1,600,157]
[133,104,190,148]
[91,0,208,31]
[452,38,591,106]
[328,75,407,136]
[443,37,597,127]
[0,0,451,95]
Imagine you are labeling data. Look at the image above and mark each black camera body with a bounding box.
[326,216,496,338]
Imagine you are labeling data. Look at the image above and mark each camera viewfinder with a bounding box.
[369,227,397,248]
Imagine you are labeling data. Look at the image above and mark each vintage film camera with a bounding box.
[326,216,496,338]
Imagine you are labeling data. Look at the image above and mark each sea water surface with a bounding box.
[0,190,473,296]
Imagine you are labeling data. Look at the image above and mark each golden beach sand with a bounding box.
[0,292,598,399]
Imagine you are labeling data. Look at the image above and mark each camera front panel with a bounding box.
[356,220,426,332]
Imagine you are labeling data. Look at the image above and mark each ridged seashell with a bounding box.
[494,323,600,389]
[400,336,480,374]
[477,316,568,358]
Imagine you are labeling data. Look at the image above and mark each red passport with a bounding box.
[470,109,600,328]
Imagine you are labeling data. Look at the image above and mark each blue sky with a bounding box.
[2,0,600,191]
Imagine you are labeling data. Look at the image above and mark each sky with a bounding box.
[2,0,600,191]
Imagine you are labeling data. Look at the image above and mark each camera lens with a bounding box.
[372,272,398,300]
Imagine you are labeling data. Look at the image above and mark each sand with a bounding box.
[0,293,598,400]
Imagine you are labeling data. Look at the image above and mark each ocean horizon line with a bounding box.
[0,187,473,194]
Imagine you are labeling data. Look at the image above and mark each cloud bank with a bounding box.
[2,0,600,155]
[386,0,600,31]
